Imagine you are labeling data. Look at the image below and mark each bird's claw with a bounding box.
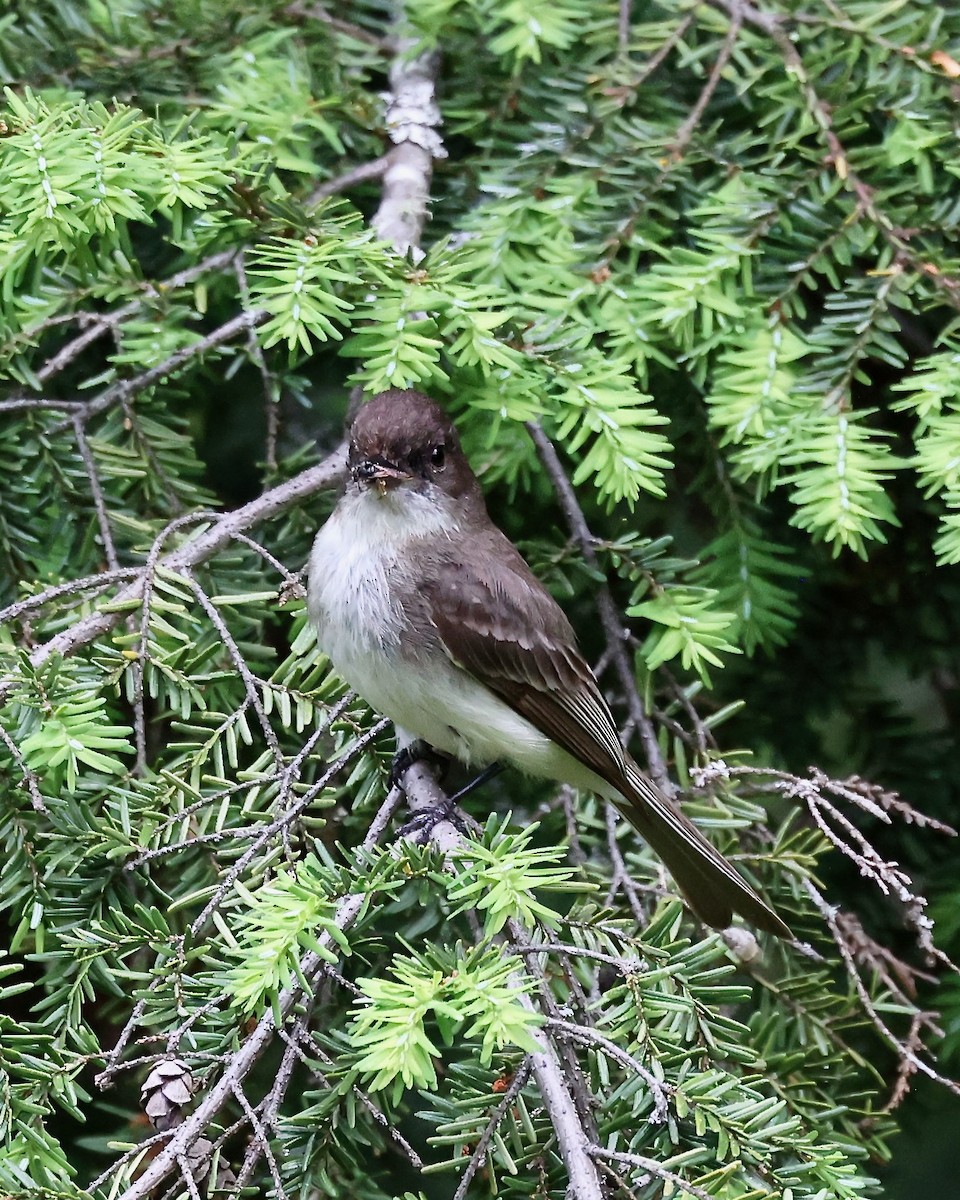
[398,800,466,842]
[388,741,447,790]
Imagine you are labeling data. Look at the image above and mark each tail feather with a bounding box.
[613,761,791,939]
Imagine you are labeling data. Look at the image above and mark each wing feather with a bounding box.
[418,532,628,787]
[414,530,791,939]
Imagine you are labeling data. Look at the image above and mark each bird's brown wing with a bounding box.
[419,531,630,792]
[418,531,790,939]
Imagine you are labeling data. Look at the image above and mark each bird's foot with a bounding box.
[388,741,448,790]
[399,799,466,842]
[449,761,505,803]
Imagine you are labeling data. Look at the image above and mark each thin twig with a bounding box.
[505,919,603,1189]
[183,569,284,770]
[606,799,655,920]
[234,1016,309,1188]
[284,1,394,52]
[231,1083,286,1196]
[618,0,632,53]
[173,1153,203,1200]
[0,568,138,628]
[633,11,698,88]
[130,510,222,774]
[61,308,268,428]
[236,254,282,471]
[669,6,742,155]
[229,530,302,584]
[0,249,242,402]
[589,1146,713,1200]
[547,1018,670,1123]
[709,0,960,309]
[135,694,354,857]
[0,723,47,813]
[451,1059,533,1200]
[804,880,960,1097]
[306,152,395,208]
[72,415,119,570]
[301,1030,427,1169]
[0,396,80,414]
[186,717,389,938]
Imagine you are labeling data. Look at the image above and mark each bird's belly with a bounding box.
[335,645,610,797]
[307,506,609,795]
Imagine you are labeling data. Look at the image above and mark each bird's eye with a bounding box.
[429,444,446,469]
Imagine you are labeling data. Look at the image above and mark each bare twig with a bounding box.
[129,510,221,773]
[0,722,47,813]
[229,530,302,584]
[235,255,281,471]
[589,1146,713,1200]
[302,1033,427,1170]
[0,395,80,414]
[231,1083,286,1195]
[232,1017,307,1187]
[618,0,632,53]
[306,153,394,209]
[71,416,120,571]
[106,782,400,1200]
[669,6,742,155]
[62,308,268,428]
[0,568,138,629]
[509,980,604,1198]
[548,1017,670,1123]
[510,921,602,1152]
[605,801,655,921]
[804,879,960,1099]
[183,569,284,770]
[285,1,394,52]
[451,1059,533,1200]
[0,249,242,406]
[708,0,960,309]
[633,11,698,88]
[186,716,389,938]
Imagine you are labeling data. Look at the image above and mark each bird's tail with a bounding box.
[613,760,791,939]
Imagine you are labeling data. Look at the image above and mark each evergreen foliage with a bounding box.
[1,1,959,1197]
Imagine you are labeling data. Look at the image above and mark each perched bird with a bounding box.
[308,389,789,938]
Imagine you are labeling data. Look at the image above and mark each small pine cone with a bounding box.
[183,1138,239,1189]
[185,1135,214,1181]
[141,1059,195,1132]
[215,1159,239,1191]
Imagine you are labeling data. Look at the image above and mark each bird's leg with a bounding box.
[397,761,504,842]
[390,739,461,840]
[449,761,504,803]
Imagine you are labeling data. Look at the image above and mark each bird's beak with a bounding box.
[353,457,412,494]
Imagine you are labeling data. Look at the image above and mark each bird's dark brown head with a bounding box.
[347,389,482,507]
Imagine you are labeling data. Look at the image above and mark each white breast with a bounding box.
[307,483,456,716]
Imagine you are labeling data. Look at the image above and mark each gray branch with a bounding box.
[371,40,447,257]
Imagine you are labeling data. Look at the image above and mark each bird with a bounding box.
[307,388,789,938]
